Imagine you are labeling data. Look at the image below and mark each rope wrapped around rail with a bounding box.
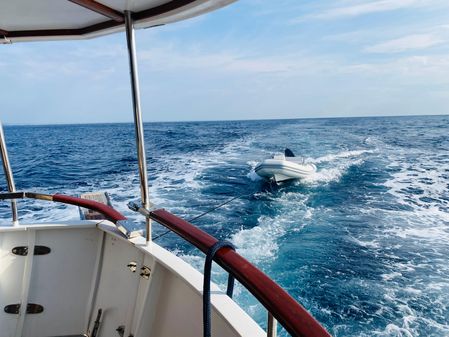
[203,240,236,337]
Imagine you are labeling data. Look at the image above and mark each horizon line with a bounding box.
[2,113,447,127]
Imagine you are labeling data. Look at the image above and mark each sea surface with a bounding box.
[1,116,448,336]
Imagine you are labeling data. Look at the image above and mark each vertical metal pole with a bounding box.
[124,11,151,241]
[0,120,18,225]
[267,312,277,337]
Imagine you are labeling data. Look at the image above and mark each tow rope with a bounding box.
[152,193,250,241]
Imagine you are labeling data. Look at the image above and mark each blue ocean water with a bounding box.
[1,116,448,336]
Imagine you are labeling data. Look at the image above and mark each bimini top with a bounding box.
[0,0,235,43]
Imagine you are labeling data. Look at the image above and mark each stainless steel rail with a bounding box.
[124,11,152,242]
[267,312,278,337]
[0,121,18,225]
[0,191,52,201]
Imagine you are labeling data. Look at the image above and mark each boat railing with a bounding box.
[0,191,331,337]
[0,121,18,225]
[0,191,126,220]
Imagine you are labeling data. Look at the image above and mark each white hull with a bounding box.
[0,222,264,337]
[255,158,316,182]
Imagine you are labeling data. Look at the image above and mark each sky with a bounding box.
[1,0,449,124]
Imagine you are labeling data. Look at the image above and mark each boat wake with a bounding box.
[310,149,374,164]
[304,150,373,185]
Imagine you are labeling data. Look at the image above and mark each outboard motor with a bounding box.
[285,148,295,157]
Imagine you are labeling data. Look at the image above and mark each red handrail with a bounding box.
[53,193,126,223]
[150,209,331,337]
[0,192,127,223]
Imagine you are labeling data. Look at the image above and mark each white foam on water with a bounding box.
[391,225,449,240]
[403,287,422,295]
[346,141,449,320]
[246,160,262,181]
[171,250,204,272]
[303,137,449,337]
[382,145,449,223]
[303,207,313,220]
[303,158,365,185]
[311,150,374,164]
[379,323,415,337]
[230,192,312,264]
[18,201,80,224]
[381,271,402,281]
[304,167,344,184]
[370,285,449,337]
[231,215,285,262]
[350,235,381,249]
[247,170,262,182]
[378,156,449,300]
[303,148,374,186]
[152,136,255,197]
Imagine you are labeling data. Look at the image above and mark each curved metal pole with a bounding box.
[124,11,151,241]
[0,120,18,225]
[267,312,278,337]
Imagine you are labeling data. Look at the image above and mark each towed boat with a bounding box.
[255,149,317,183]
[0,2,331,337]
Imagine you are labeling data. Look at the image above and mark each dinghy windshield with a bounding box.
[285,148,295,157]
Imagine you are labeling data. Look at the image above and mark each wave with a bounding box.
[230,192,312,264]
[310,150,374,164]
[383,151,449,224]
[304,156,366,185]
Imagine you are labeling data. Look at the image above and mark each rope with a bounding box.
[203,240,236,337]
[152,193,251,241]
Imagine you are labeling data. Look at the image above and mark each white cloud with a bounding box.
[138,45,326,75]
[364,33,445,53]
[297,0,429,21]
[340,54,449,84]
[137,40,449,88]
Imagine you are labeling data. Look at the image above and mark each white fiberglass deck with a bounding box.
[0,221,264,337]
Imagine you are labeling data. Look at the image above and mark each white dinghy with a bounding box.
[255,149,317,183]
